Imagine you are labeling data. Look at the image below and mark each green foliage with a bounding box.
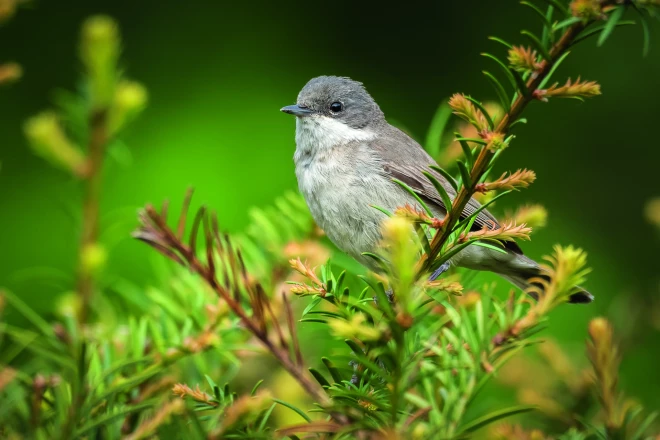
[2,1,660,439]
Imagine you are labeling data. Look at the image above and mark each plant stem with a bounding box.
[61,110,108,439]
[417,14,607,275]
[144,206,332,407]
[77,109,108,325]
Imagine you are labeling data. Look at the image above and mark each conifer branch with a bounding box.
[417,0,618,277]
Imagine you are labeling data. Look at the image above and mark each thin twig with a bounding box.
[282,292,304,367]
[77,109,108,324]
[417,5,615,276]
[140,205,332,407]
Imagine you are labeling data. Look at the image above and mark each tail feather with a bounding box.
[501,272,594,304]
[458,245,594,304]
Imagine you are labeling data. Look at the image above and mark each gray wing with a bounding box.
[371,125,523,254]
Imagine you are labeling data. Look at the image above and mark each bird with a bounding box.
[281,76,593,304]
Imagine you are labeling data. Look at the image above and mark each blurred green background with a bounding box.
[1,0,659,410]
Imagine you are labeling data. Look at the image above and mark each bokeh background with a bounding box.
[2,0,659,413]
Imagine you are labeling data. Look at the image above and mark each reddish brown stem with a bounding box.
[77,110,108,325]
[417,14,606,276]
[144,207,331,407]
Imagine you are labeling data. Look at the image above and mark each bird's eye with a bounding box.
[329,102,343,113]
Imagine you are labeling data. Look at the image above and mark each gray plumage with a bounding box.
[282,76,592,303]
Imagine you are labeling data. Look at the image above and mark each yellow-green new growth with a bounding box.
[23,112,88,177]
[476,169,536,193]
[108,80,148,135]
[448,93,490,133]
[80,15,120,108]
[570,0,603,21]
[380,216,419,309]
[329,313,383,342]
[508,46,541,74]
[587,317,623,429]
[535,77,602,101]
[504,204,548,230]
[496,246,590,342]
[0,62,22,84]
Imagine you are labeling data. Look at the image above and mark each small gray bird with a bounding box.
[281,76,592,303]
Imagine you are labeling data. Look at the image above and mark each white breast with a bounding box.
[294,115,376,155]
[293,116,406,266]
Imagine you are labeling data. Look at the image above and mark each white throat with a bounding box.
[294,115,376,157]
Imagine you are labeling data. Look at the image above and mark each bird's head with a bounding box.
[281,76,385,130]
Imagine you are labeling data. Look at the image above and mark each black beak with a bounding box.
[280,104,314,117]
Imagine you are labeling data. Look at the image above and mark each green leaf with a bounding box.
[345,339,364,357]
[464,95,495,130]
[429,165,458,191]
[553,16,582,32]
[272,398,312,423]
[521,2,553,32]
[470,341,541,405]
[335,270,347,293]
[95,356,153,389]
[2,325,74,370]
[454,137,487,146]
[432,241,472,270]
[475,299,485,342]
[342,352,388,382]
[257,403,278,431]
[483,71,511,111]
[538,51,571,89]
[422,171,453,214]
[361,252,390,273]
[92,364,165,406]
[510,118,528,128]
[2,289,56,339]
[537,0,567,15]
[481,53,519,95]
[457,160,472,189]
[457,405,536,435]
[302,296,322,317]
[415,223,433,256]
[309,368,330,388]
[392,178,434,217]
[251,379,265,396]
[457,138,474,167]
[306,310,344,318]
[521,30,551,61]
[488,36,512,49]
[631,411,658,439]
[640,12,651,57]
[572,20,636,46]
[453,190,513,232]
[322,357,343,383]
[598,6,625,46]
[404,392,431,409]
[75,400,158,436]
[542,5,555,46]
[424,101,453,157]
[184,407,208,440]
[370,204,393,217]
[205,374,219,397]
[473,241,507,254]
[107,139,133,168]
[299,318,328,324]
[510,68,530,96]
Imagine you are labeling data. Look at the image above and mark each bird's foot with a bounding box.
[372,288,396,306]
[429,262,451,281]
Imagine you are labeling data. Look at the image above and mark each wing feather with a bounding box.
[371,125,523,254]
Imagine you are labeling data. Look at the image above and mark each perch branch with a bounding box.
[417,3,615,276]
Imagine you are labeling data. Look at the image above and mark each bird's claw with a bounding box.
[373,288,396,306]
[429,262,451,281]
